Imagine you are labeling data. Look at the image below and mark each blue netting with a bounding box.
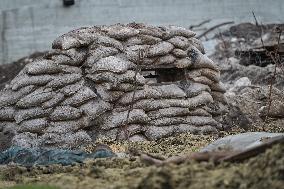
[0,147,116,166]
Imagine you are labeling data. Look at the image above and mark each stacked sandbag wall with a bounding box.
[0,23,226,149]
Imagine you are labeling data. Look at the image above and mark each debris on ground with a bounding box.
[138,134,284,165]
[212,23,284,88]
[0,134,283,189]
[208,23,284,133]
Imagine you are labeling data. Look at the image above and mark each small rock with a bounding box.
[229,77,251,92]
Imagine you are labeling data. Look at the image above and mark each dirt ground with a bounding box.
[0,23,283,189]
[0,127,283,189]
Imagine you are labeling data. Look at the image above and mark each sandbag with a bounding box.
[15,107,52,123]
[18,118,48,133]
[187,68,220,82]
[161,25,196,39]
[46,73,82,88]
[147,107,191,119]
[16,87,54,108]
[47,117,90,133]
[61,87,97,107]
[102,24,139,39]
[168,36,190,49]
[0,86,35,107]
[125,34,162,46]
[190,46,219,71]
[41,131,92,149]
[174,57,192,68]
[155,55,176,65]
[147,107,211,119]
[134,91,213,111]
[0,107,15,121]
[61,65,82,74]
[99,109,149,130]
[52,28,99,50]
[26,59,62,75]
[12,132,39,148]
[86,46,119,66]
[124,44,150,62]
[172,48,187,58]
[137,24,164,38]
[192,76,226,92]
[148,41,174,57]
[59,81,83,96]
[49,106,83,121]
[80,99,112,119]
[149,116,217,126]
[42,92,65,109]
[178,81,211,98]
[118,84,186,105]
[145,125,175,140]
[11,75,54,91]
[176,124,217,134]
[95,85,124,102]
[115,124,146,140]
[48,48,88,66]
[188,38,205,54]
[92,35,124,51]
[89,56,135,74]
[87,70,145,86]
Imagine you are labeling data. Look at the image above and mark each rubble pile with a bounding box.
[0,23,226,149]
[204,23,284,91]
[233,24,284,67]
[210,23,284,130]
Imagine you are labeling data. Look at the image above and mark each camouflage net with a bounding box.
[0,23,226,149]
[0,146,115,166]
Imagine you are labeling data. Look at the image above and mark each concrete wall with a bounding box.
[1,0,284,64]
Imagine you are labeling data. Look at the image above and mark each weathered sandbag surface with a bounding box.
[0,23,226,149]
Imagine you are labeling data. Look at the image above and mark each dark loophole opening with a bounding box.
[141,68,186,84]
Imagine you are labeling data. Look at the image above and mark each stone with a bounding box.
[200,132,284,152]
[229,77,252,92]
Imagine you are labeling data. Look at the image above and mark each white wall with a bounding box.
[1,0,283,64]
